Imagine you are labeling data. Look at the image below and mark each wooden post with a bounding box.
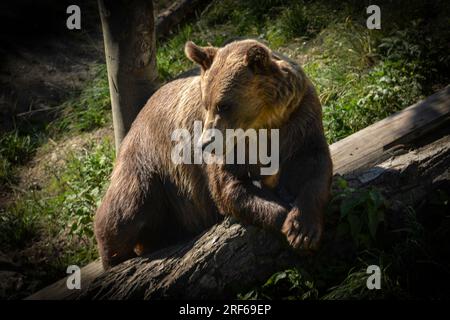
[98,0,158,152]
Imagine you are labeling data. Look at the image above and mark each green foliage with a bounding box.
[203,0,282,29]
[377,21,450,94]
[302,20,428,143]
[0,131,40,185]
[331,178,386,248]
[239,178,390,300]
[246,180,450,300]
[321,60,423,142]
[238,268,318,300]
[157,0,338,79]
[0,201,39,250]
[0,156,12,185]
[1,139,114,256]
[157,25,196,81]
[322,261,406,300]
[0,131,37,165]
[56,140,115,239]
[323,267,376,300]
[277,3,310,39]
[266,1,335,47]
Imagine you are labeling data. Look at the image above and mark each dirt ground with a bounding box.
[0,1,102,126]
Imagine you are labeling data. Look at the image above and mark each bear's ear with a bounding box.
[185,41,218,71]
[245,44,270,73]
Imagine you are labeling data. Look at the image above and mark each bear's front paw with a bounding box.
[281,208,322,251]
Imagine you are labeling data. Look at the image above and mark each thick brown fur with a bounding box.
[94,39,333,269]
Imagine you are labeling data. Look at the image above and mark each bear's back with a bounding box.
[116,75,219,231]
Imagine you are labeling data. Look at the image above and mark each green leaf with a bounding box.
[337,177,348,189]
[340,195,365,218]
[347,214,362,243]
[238,290,259,300]
[367,209,379,239]
[264,271,287,287]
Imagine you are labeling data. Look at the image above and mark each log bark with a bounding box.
[27,89,450,300]
[81,220,300,299]
[156,0,212,40]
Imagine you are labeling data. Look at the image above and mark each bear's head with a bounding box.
[185,39,306,150]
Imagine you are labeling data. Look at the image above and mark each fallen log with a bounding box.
[156,0,212,40]
[331,86,450,175]
[27,88,450,299]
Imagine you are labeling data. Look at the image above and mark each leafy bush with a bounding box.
[322,59,424,142]
[58,141,115,239]
[356,61,423,118]
[239,268,318,300]
[377,21,450,94]
[331,178,386,248]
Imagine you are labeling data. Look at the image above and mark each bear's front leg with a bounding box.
[280,146,332,251]
[206,164,290,231]
[282,206,323,251]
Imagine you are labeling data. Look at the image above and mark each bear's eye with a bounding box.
[216,103,231,114]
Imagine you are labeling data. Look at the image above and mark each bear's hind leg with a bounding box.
[94,175,169,269]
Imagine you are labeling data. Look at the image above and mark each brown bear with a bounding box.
[94,39,333,269]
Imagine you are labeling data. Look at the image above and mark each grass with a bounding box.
[0,131,42,185]
[0,63,110,189]
[1,138,114,244]
[1,0,449,298]
[49,64,111,134]
[305,21,427,142]
[0,138,114,297]
[156,0,445,143]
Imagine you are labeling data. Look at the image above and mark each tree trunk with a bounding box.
[98,0,158,152]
